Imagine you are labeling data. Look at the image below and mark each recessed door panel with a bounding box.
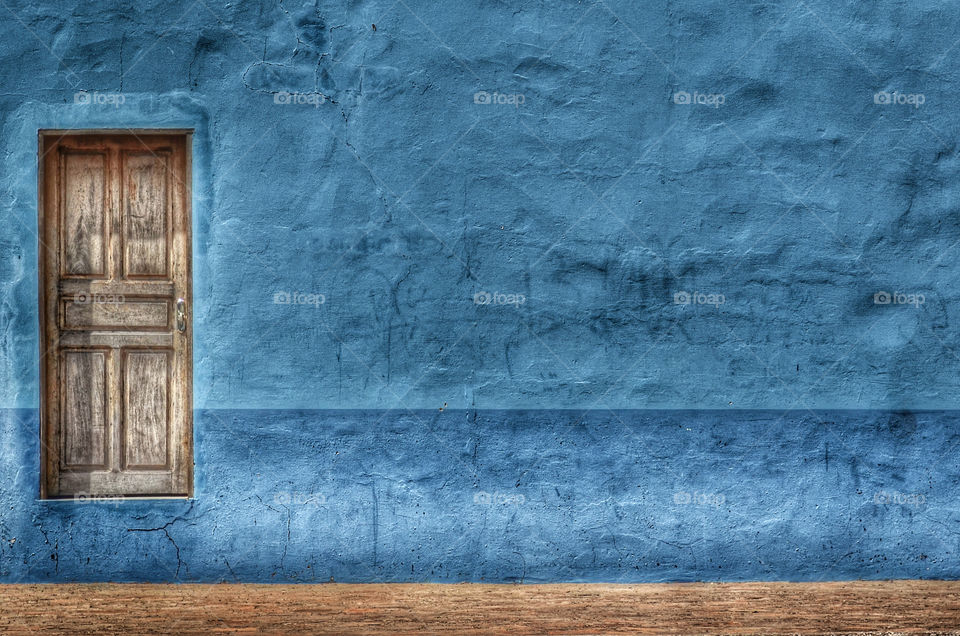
[60,151,107,277]
[123,349,171,469]
[60,349,108,469]
[122,151,170,278]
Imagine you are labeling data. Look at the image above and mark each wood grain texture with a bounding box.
[59,350,107,468]
[60,150,107,277]
[0,581,959,635]
[122,151,169,277]
[123,350,170,469]
[40,132,192,498]
[61,298,170,330]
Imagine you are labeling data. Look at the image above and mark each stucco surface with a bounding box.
[0,0,959,581]
[2,409,959,582]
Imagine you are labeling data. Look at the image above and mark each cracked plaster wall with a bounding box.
[0,0,959,581]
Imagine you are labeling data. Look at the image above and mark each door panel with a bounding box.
[40,131,192,498]
[123,349,171,470]
[61,297,170,331]
[60,349,108,469]
[122,151,170,278]
[61,151,108,277]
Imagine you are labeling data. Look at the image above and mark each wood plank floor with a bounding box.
[1,581,959,635]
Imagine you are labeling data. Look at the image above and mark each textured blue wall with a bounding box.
[3,409,959,582]
[1,0,959,581]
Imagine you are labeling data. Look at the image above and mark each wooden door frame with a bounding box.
[37,129,195,500]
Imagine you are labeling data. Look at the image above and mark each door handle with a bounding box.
[176,298,187,333]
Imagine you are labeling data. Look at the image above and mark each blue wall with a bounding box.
[1,0,959,581]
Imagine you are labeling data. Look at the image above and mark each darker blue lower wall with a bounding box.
[2,408,958,582]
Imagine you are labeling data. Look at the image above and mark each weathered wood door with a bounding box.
[39,131,192,498]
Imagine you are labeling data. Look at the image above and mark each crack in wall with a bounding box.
[126,503,199,579]
[128,526,184,578]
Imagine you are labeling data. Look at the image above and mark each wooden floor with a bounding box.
[1,581,959,635]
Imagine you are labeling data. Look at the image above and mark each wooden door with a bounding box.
[39,131,192,498]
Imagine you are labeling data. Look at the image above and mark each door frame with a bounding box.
[37,129,195,499]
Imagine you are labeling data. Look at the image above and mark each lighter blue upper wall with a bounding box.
[2,0,960,409]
